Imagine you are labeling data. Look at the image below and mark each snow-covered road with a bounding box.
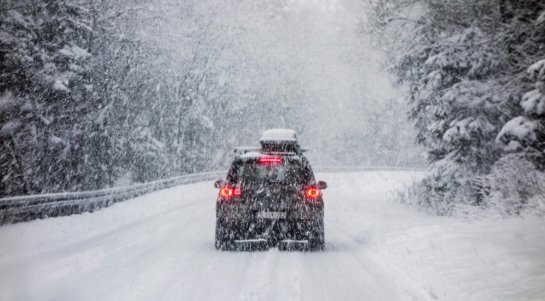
[1,171,544,301]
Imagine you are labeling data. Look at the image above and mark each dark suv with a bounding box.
[214,129,327,251]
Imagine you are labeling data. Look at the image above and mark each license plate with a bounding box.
[257,211,287,219]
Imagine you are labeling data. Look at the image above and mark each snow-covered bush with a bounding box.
[485,154,545,215]
[406,162,481,215]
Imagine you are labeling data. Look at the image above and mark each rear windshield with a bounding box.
[228,159,313,185]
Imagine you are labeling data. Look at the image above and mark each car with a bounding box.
[214,129,327,251]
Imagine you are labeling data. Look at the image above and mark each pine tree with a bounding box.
[0,0,96,195]
[369,0,545,214]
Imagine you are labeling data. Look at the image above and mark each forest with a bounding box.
[1,0,544,215]
[0,0,421,196]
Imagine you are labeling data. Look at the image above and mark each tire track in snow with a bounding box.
[327,222,433,301]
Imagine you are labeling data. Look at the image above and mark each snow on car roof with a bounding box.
[259,129,298,142]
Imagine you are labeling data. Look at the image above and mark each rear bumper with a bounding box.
[216,213,323,241]
[232,238,310,251]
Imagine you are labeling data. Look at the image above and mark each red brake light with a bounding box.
[305,187,321,199]
[219,187,233,198]
[219,186,242,199]
[258,156,283,165]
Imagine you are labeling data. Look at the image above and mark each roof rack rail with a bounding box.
[262,150,308,155]
[234,146,261,155]
[233,146,308,156]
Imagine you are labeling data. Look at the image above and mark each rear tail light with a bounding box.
[304,186,321,199]
[258,156,283,165]
[219,186,242,200]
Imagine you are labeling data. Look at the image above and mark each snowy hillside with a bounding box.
[1,171,543,301]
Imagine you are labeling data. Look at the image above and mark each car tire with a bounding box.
[309,223,325,251]
[215,220,235,250]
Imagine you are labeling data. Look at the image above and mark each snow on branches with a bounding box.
[522,60,545,116]
[497,59,545,163]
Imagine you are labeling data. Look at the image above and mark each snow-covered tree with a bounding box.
[0,0,96,195]
[369,0,545,214]
[488,58,545,214]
